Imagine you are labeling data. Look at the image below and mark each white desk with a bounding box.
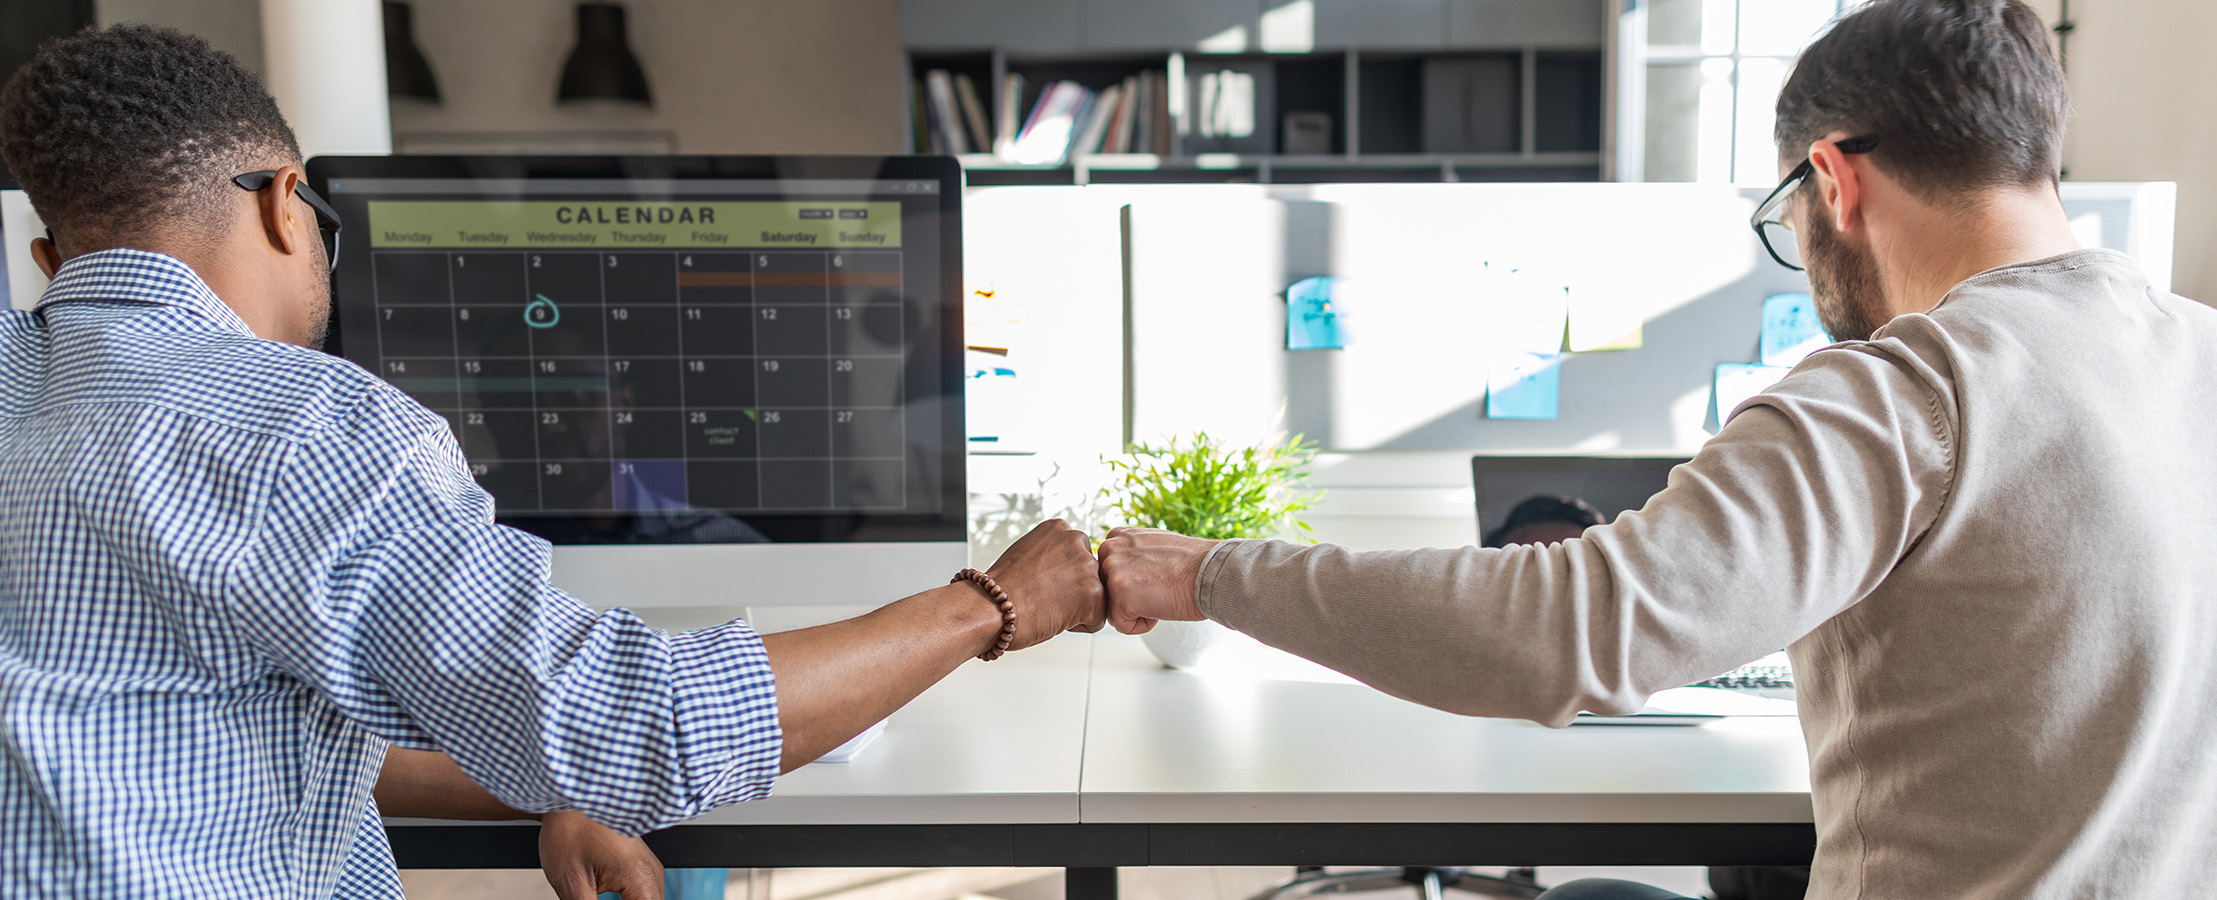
[392,605,1092,830]
[389,620,1817,898]
[1080,632,1811,825]
[691,616,1093,827]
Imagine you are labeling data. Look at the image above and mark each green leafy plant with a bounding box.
[1103,432,1323,541]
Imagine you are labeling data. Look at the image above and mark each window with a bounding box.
[1624,0,1864,184]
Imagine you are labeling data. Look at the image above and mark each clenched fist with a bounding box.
[984,519,1107,651]
[1095,527,1223,635]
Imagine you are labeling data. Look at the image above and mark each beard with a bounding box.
[1802,206,1892,342]
[303,251,333,351]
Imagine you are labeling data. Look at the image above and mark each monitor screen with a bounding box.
[2,181,50,312]
[1472,455,1689,545]
[309,156,965,555]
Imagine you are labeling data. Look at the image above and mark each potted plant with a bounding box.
[1102,431,1321,668]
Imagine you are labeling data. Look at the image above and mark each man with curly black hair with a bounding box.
[4,28,337,344]
[0,24,1106,900]
[0,23,675,898]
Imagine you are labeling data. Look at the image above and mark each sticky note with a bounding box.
[1566,284,1644,351]
[1488,267,1570,355]
[1488,351,1562,420]
[964,349,1021,442]
[1713,363,1792,427]
[1286,276,1346,350]
[1760,293,1831,367]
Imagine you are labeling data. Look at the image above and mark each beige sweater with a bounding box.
[1199,250,2217,900]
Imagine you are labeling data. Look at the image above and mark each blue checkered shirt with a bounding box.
[0,250,782,898]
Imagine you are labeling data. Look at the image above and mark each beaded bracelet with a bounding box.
[951,567,1018,661]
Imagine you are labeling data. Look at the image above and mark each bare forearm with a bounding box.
[375,747,540,820]
[762,584,1001,772]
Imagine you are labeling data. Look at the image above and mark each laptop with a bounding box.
[1470,455,1798,725]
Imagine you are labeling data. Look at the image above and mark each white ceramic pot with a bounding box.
[1140,618,1240,669]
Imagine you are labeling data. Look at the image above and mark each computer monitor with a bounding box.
[1472,455,1690,545]
[1,179,49,312]
[308,156,967,609]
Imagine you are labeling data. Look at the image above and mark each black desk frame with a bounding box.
[391,822,1817,900]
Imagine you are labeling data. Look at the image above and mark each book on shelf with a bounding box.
[1070,84,1121,157]
[909,79,933,154]
[996,68,1173,164]
[1150,70,1172,154]
[1009,80,1090,165]
[1127,74,1149,155]
[1104,75,1138,154]
[994,73,1024,157]
[954,73,993,154]
[1135,70,1170,155]
[922,69,970,155]
[1186,60,1274,154]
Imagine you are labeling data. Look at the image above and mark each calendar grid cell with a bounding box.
[370,246,911,515]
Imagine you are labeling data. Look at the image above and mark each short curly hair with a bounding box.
[0,24,300,252]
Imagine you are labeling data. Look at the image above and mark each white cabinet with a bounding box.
[901,0,1083,50]
[904,0,1605,53]
[1447,0,1606,47]
[1310,0,1448,49]
[1078,0,1260,51]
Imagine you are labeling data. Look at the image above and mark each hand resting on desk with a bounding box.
[377,748,665,899]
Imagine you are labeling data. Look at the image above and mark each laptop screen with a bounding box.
[1472,455,1689,547]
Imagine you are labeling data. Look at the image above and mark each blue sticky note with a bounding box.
[1487,351,1561,420]
[1712,362,1793,431]
[1760,293,1832,367]
[1286,276,1346,350]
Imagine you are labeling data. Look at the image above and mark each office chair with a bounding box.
[1247,866,1547,900]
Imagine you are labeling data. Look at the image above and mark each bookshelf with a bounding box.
[905,47,1605,186]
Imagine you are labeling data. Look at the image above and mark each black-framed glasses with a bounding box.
[1750,135,1879,272]
[234,170,342,272]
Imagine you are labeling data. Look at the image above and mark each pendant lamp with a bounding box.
[557,2,653,107]
[382,1,440,102]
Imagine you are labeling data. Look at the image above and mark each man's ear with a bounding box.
[29,235,62,279]
[255,166,307,257]
[1806,136,1864,236]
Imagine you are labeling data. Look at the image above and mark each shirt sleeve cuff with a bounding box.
[1195,538,1264,627]
[666,617,784,811]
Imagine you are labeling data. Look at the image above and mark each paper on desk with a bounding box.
[812,718,887,764]
[1713,363,1791,427]
[1575,688,1799,725]
[1760,293,1831,367]
[1641,687,1797,716]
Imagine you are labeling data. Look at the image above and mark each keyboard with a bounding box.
[1690,652,1795,691]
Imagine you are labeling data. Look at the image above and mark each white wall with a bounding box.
[260,0,392,156]
[389,0,903,155]
[97,0,264,72]
[96,0,904,156]
[2053,0,2217,304]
